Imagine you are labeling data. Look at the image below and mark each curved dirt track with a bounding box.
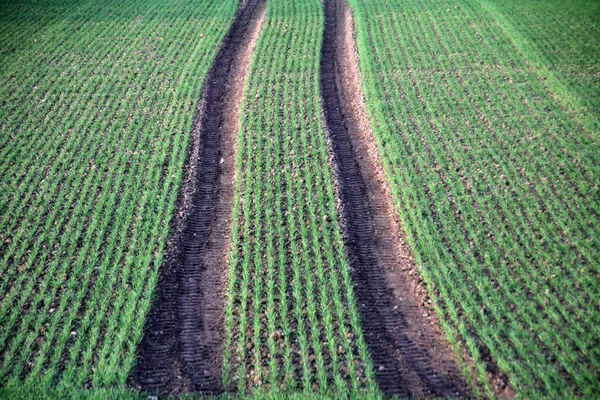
[320,0,470,397]
[131,0,266,395]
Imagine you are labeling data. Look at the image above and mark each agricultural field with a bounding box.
[349,0,600,397]
[1,0,599,399]
[476,0,600,133]
[0,0,239,395]
[221,0,379,396]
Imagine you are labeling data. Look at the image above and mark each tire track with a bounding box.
[131,0,266,395]
[320,0,470,397]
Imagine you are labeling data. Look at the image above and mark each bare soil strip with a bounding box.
[131,0,266,395]
[320,0,470,397]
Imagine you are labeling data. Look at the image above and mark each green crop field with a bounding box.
[222,0,377,396]
[1,0,599,398]
[0,0,239,394]
[349,0,599,397]
[476,0,600,133]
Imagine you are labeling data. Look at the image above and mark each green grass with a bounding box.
[221,0,379,396]
[0,0,239,391]
[348,0,600,397]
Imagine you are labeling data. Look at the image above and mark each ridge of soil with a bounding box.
[130,0,266,395]
[320,0,470,397]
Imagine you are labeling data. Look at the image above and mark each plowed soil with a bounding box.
[320,0,470,397]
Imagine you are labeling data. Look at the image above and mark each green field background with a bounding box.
[348,0,599,397]
[0,0,239,392]
[1,0,599,398]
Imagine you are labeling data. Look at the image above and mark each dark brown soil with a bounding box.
[130,0,266,395]
[320,0,470,397]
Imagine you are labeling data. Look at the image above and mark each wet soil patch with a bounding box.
[320,0,470,397]
[130,0,266,395]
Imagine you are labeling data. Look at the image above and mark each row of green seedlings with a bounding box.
[0,0,168,263]
[360,0,600,394]
[0,0,83,57]
[0,0,118,125]
[221,0,378,396]
[348,0,599,397]
[419,3,600,394]
[0,0,183,211]
[0,0,239,390]
[474,0,600,134]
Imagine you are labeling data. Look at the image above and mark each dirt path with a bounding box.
[320,0,470,397]
[131,0,266,395]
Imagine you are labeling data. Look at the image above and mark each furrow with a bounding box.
[131,0,266,394]
[319,0,469,397]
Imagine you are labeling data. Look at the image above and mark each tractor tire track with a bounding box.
[131,0,266,395]
[320,0,470,397]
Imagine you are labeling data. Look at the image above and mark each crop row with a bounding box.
[348,0,599,397]
[0,0,238,391]
[221,0,379,396]
[475,0,599,134]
